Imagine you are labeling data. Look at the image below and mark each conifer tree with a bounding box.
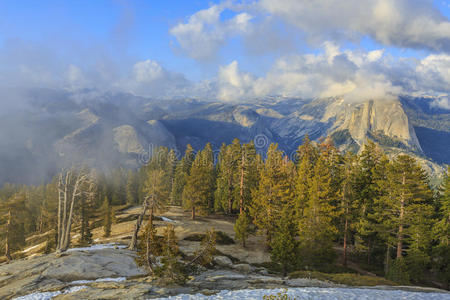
[374,155,433,276]
[157,225,185,283]
[250,143,295,247]
[126,170,139,205]
[79,176,96,245]
[0,193,27,261]
[182,143,215,219]
[298,150,337,268]
[103,196,112,237]
[431,167,449,288]
[338,152,359,266]
[144,169,167,226]
[294,135,318,219]
[110,168,127,205]
[270,206,299,276]
[171,144,194,205]
[354,141,387,264]
[434,166,450,247]
[215,143,236,213]
[234,211,250,247]
[190,228,217,266]
[238,142,259,214]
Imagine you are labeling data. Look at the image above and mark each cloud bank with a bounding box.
[0,0,449,105]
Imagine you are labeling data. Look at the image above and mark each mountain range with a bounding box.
[1,88,449,185]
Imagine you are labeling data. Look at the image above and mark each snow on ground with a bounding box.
[22,244,40,253]
[161,216,176,223]
[156,287,450,300]
[66,243,126,252]
[69,277,126,285]
[13,285,88,300]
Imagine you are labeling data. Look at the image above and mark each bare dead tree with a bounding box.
[128,198,149,251]
[56,168,92,252]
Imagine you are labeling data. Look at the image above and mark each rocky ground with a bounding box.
[1,206,449,299]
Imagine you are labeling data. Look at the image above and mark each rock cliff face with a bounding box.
[0,89,447,185]
[327,99,422,151]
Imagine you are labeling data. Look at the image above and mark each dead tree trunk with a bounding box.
[5,210,12,262]
[56,169,90,252]
[128,199,148,251]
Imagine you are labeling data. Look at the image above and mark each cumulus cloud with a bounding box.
[259,0,450,52]
[215,42,450,103]
[170,3,252,60]
[119,59,194,98]
[430,96,450,110]
[216,43,403,102]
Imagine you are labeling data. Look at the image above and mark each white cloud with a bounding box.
[215,43,450,102]
[259,0,450,52]
[430,96,450,109]
[133,60,164,82]
[169,3,252,60]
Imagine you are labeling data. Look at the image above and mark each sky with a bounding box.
[0,0,450,107]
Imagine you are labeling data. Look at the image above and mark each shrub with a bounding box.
[263,289,297,300]
[386,258,410,285]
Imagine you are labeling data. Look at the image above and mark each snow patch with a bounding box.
[161,216,176,223]
[70,277,126,285]
[13,285,88,300]
[22,244,40,253]
[155,287,450,300]
[66,243,126,252]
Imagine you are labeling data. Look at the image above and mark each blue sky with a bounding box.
[0,0,449,104]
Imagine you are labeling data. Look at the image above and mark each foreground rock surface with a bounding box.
[2,243,449,300]
[0,247,145,299]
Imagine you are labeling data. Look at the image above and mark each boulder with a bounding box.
[213,256,233,268]
[233,264,253,274]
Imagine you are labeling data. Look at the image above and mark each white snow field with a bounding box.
[161,216,176,223]
[13,285,88,300]
[157,287,450,300]
[69,276,127,285]
[66,243,126,252]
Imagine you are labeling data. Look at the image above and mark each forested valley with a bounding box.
[0,136,449,289]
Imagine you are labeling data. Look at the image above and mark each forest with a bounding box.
[0,136,449,289]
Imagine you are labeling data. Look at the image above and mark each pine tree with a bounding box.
[0,193,28,261]
[166,149,178,205]
[190,228,217,266]
[338,152,359,266]
[294,135,318,220]
[238,142,259,214]
[171,144,194,206]
[182,143,215,219]
[144,169,167,226]
[103,196,112,237]
[298,150,338,268]
[234,211,250,247]
[110,168,127,205]
[214,143,236,213]
[374,155,434,278]
[435,166,450,247]
[354,141,387,265]
[432,167,450,289]
[270,206,299,276]
[157,224,185,283]
[126,170,139,205]
[250,143,295,247]
[79,176,96,246]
